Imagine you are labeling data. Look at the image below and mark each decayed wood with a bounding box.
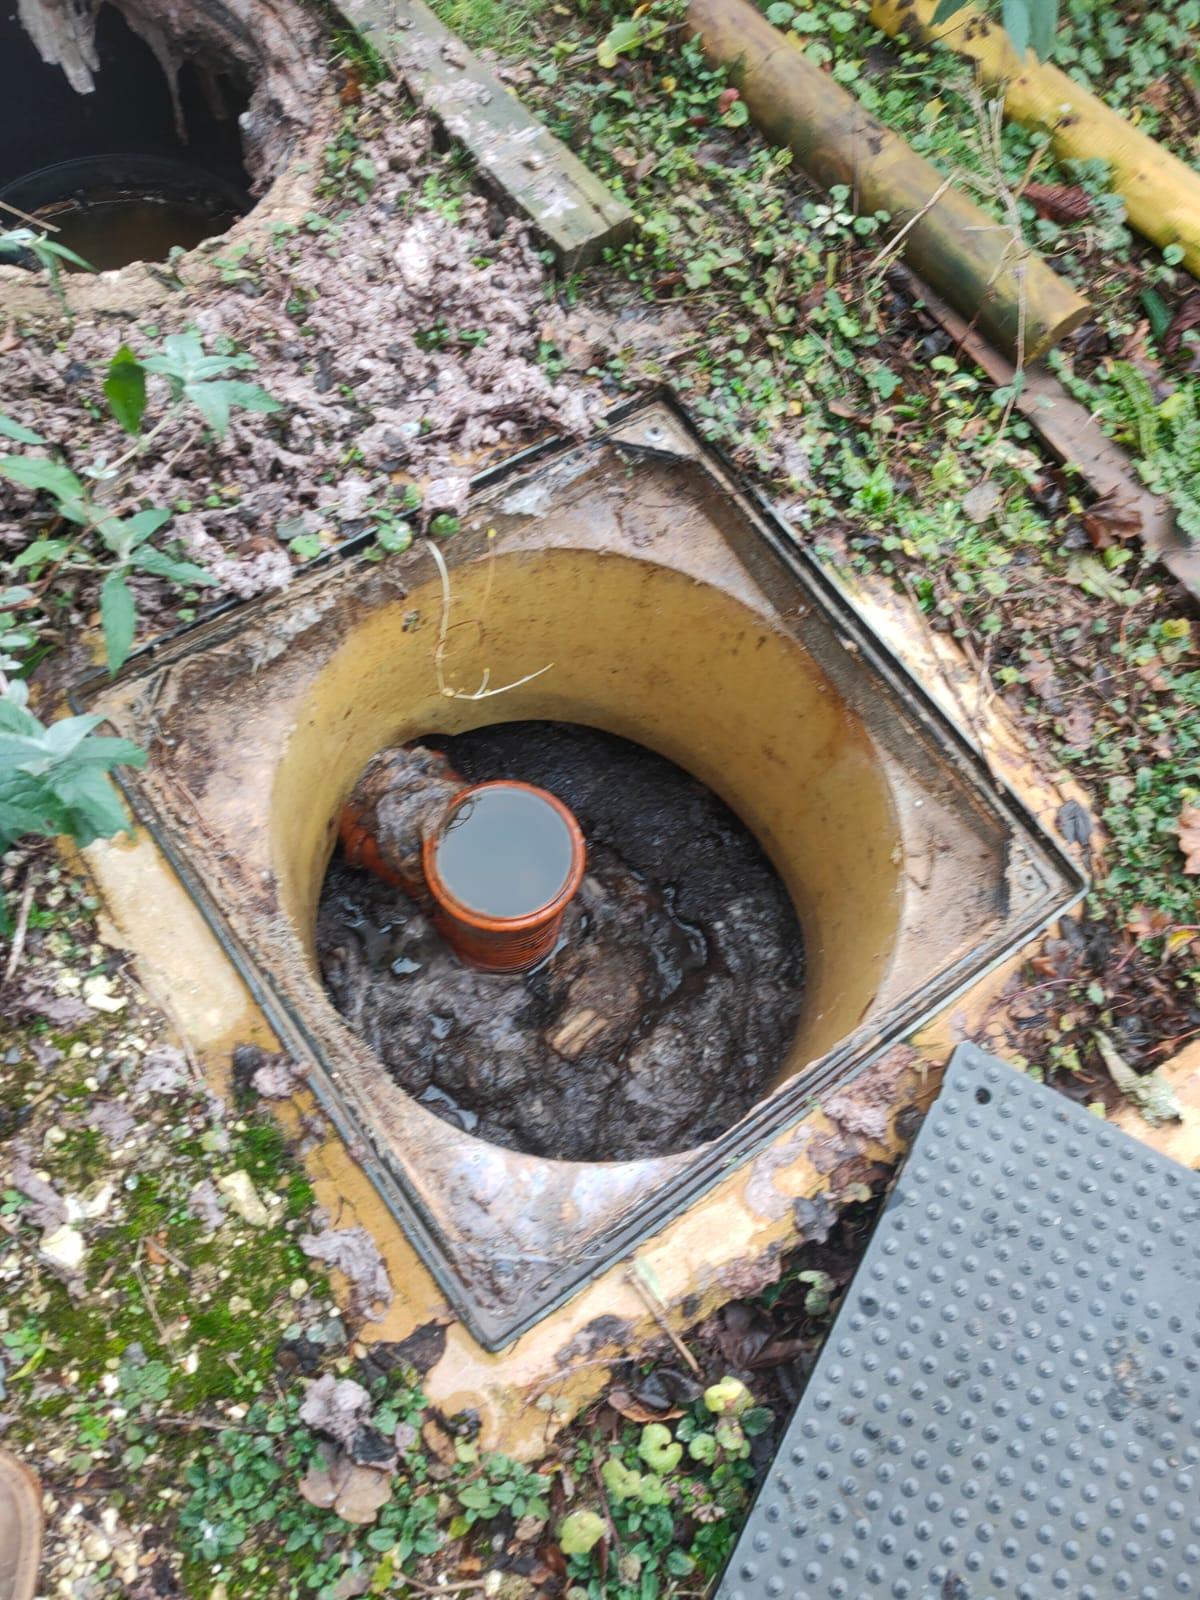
[1110,1040,1200,1170]
[335,0,633,269]
[685,0,1089,361]
[895,264,1200,598]
[872,0,1200,280]
[0,1449,42,1600]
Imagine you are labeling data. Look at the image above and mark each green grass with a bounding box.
[435,0,548,52]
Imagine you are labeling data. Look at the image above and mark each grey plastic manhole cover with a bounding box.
[719,1041,1200,1600]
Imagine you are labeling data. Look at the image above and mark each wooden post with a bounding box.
[872,0,1200,280]
[685,0,1090,361]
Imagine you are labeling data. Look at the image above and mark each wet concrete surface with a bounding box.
[317,723,805,1161]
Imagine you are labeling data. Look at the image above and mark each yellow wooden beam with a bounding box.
[872,0,1200,277]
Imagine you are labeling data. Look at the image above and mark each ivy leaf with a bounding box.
[100,569,137,674]
[597,14,667,68]
[104,345,148,435]
[1001,0,1031,58]
[0,413,45,446]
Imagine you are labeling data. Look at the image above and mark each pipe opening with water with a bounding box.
[318,722,806,1162]
[0,5,253,269]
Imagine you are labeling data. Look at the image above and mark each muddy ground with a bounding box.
[318,723,805,1160]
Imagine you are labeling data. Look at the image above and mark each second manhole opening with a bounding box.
[1,0,322,271]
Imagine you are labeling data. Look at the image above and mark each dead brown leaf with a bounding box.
[1082,490,1144,549]
[1177,803,1200,875]
[1164,291,1200,360]
[421,1416,459,1468]
[1059,704,1095,748]
[1024,182,1093,224]
[1126,904,1174,939]
[606,1387,682,1424]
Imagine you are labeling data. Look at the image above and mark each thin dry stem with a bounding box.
[424,536,552,701]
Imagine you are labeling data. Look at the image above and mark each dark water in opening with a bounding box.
[318,723,805,1162]
[436,785,576,919]
[40,192,241,271]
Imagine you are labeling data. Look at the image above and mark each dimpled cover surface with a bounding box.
[719,1041,1200,1600]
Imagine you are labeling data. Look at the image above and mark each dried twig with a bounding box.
[424,536,552,701]
[3,872,36,985]
[391,1576,492,1596]
[862,175,955,282]
[132,1244,177,1355]
[624,1264,702,1377]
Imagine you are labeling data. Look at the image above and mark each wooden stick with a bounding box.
[625,1265,702,1377]
[3,872,36,984]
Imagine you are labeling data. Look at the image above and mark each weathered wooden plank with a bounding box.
[336,0,634,269]
[895,265,1200,601]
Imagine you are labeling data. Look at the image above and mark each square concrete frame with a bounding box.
[74,396,1085,1349]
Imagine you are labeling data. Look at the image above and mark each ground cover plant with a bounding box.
[1,0,1198,1592]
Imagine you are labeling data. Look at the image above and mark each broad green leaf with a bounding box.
[930,0,970,21]
[143,332,255,386]
[40,712,105,758]
[100,569,137,674]
[1001,0,1030,58]
[0,684,144,856]
[185,381,231,439]
[58,734,146,769]
[1028,0,1058,58]
[120,507,172,549]
[212,380,281,417]
[52,762,134,845]
[36,237,95,271]
[0,787,64,852]
[12,539,69,570]
[0,413,44,446]
[104,345,148,435]
[0,731,55,768]
[132,546,217,586]
[0,455,86,502]
[597,14,666,67]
